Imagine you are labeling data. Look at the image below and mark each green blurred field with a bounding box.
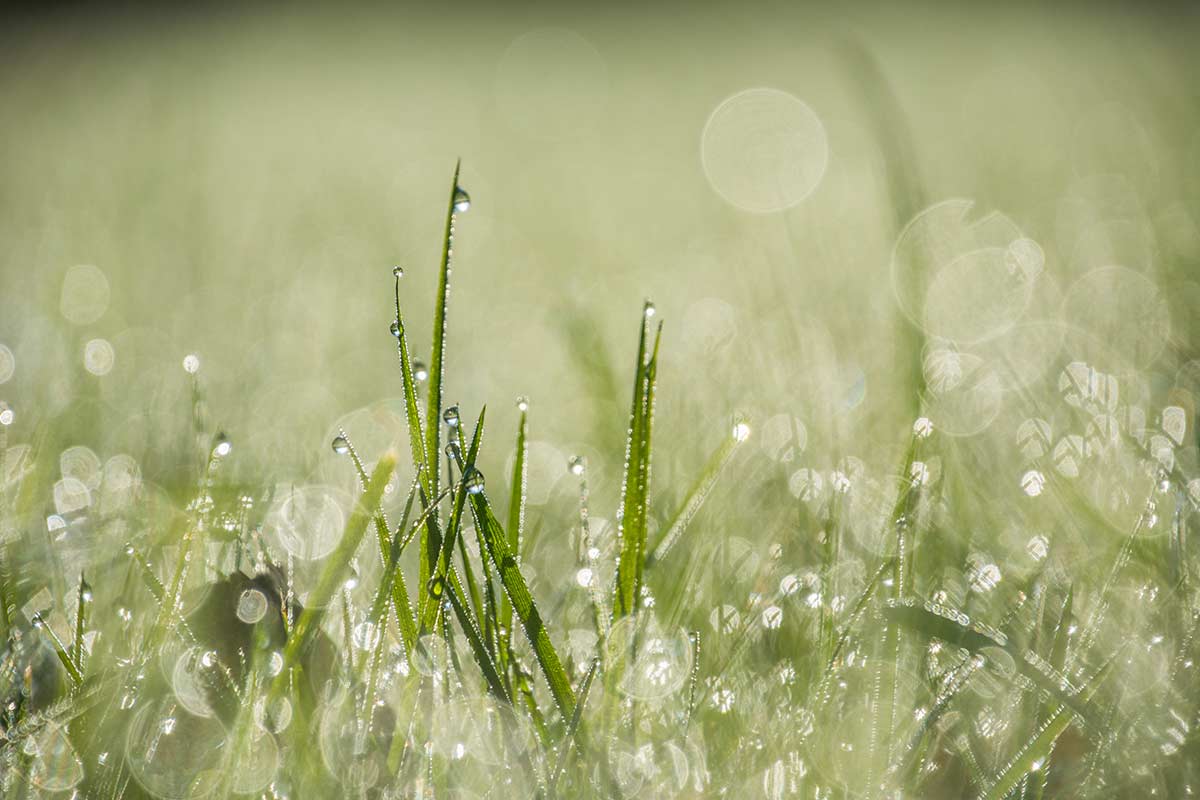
[3,3,1200,797]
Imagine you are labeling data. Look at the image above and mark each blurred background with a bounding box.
[6,5,1200,796]
[1,0,1199,518]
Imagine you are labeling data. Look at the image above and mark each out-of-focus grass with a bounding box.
[3,3,1200,798]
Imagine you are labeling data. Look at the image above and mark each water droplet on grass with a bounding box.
[464,468,485,494]
[392,265,405,278]
[389,320,401,338]
[443,405,460,428]
[761,605,784,629]
[413,359,428,382]
[237,588,268,623]
[453,186,471,212]
[331,434,350,455]
[182,354,200,374]
[1021,469,1046,497]
[568,455,586,475]
[212,433,232,458]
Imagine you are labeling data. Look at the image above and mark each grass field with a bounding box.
[2,3,1200,798]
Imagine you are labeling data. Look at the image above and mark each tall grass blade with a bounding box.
[501,401,529,651]
[614,304,661,620]
[421,159,463,583]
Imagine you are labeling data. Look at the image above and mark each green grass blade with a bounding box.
[501,401,528,647]
[468,491,576,720]
[614,305,661,620]
[648,424,744,565]
[421,159,463,575]
[72,572,91,674]
[270,453,395,702]
[442,566,511,704]
[340,430,419,651]
[32,611,83,685]
[550,656,600,791]
[979,657,1115,800]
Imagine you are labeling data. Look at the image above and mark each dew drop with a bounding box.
[392,265,405,279]
[452,186,471,213]
[464,468,485,494]
[80,577,93,603]
[568,455,586,476]
[732,421,752,442]
[575,567,594,588]
[212,433,232,458]
[445,441,460,461]
[331,435,350,455]
[761,605,784,630]
[0,401,13,427]
[389,320,401,338]
[237,588,268,624]
[1026,534,1049,561]
[182,354,201,374]
[516,396,529,412]
[443,405,460,428]
[413,359,428,383]
[644,300,657,318]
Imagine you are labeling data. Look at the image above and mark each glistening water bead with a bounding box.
[212,433,232,458]
[443,405,460,428]
[464,468,485,494]
[452,186,471,213]
[413,359,428,382]
[392,265,404,279]
[331,435,350,455]
[390,320,401,338]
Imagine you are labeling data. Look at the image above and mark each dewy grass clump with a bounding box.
[1,162,1199,799]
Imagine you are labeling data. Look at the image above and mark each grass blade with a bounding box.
[442,566,511,704]
[978,657,1115,800]
[648,423,744,565]
[500,400,529,652]
[468,490,576,720]
[339,429,419,652]
[614,304,661,620]
[421,159,463,584]
[550,656,600,791]
[270,453,396,702]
